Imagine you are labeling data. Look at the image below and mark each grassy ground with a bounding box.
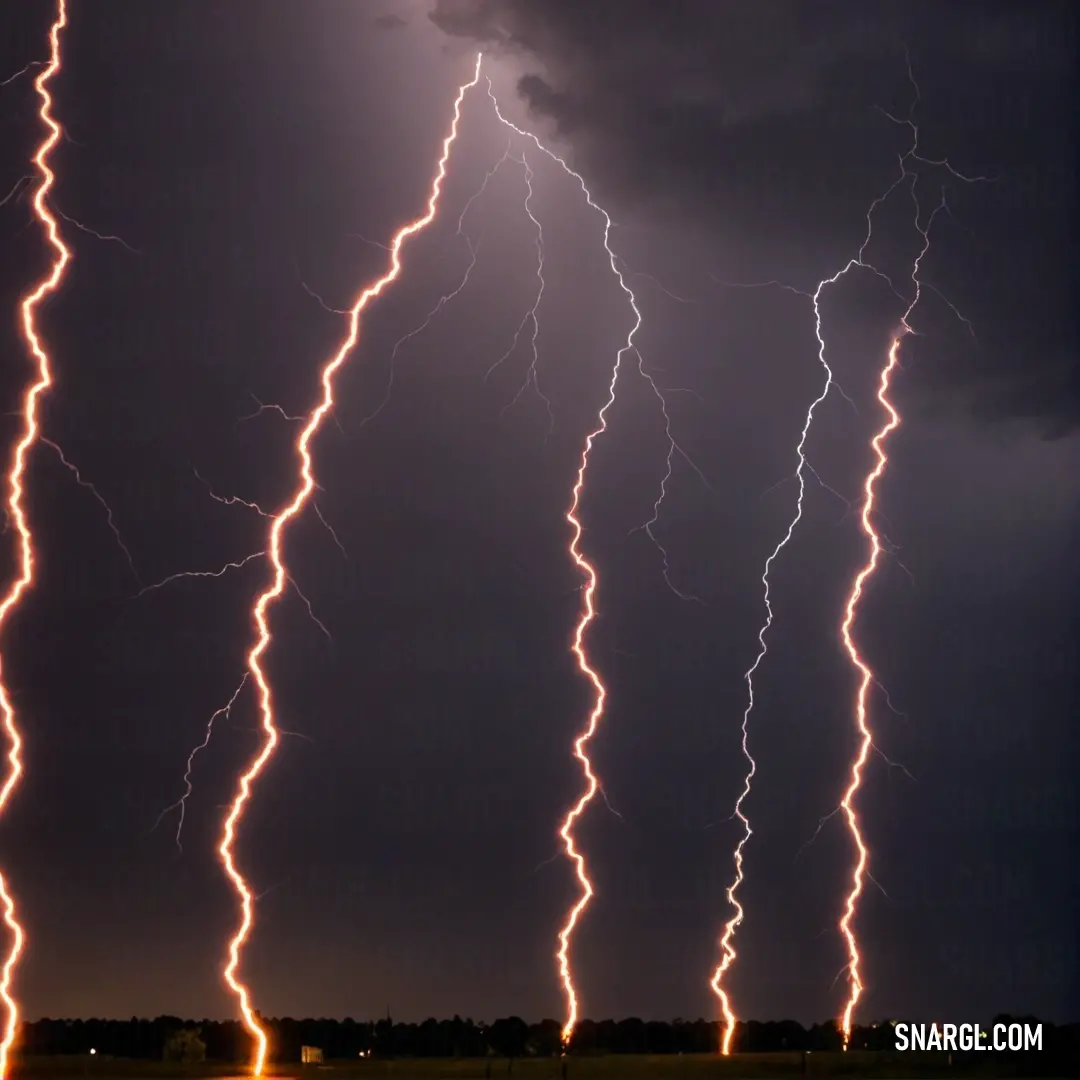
[9,1052,1067,1079]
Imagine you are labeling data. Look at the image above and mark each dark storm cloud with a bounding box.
[431,0,1071,135]
[430,0,1071,131]
[431,0,1080,436]
[373,12,408,30]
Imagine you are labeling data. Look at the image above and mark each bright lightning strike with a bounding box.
[484,80,641,1049]
[0,4,69,1077]
[218,56,484,1077]
[831,55,987,1045]
[837,184,955,1054]
[136,551,266,598]
[836,332,903,1046]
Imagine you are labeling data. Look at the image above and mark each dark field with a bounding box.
[9,1054,1071,1079]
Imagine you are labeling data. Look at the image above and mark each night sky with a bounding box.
[0,0,1077,1030]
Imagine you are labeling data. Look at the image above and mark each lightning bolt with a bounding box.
[484,81,642,1048]
[707,276,834,1052]
[836,335,902,1046]
[710,48,986,1051]
[709,257,873,1053]
[837,187,960,1056]
[0,4,69,1077]
[218,56,484,1076]
[707,177,893,1064]
[831,53,989,1045]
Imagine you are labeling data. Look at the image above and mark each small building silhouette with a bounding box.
[301,1045,324,1064]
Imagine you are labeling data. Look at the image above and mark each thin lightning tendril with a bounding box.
[356,235,482,432]
[0,177,33,211]
[236,394,304,426]
[51,206,140,254]
[486,149,555,435]
[151,675,249,852]
[218,56,484,1077]
[39,437,140,586]
[628,351,712,603]
[1,62,44,89]
[194,466,345,557]
[0,5,68,1077]
[136,552,266,598]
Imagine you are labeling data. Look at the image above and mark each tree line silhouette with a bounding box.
[17,1014,1078,1062]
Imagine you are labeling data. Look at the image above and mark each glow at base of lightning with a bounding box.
[0,4,69,1077]
[217,56,484,1077]
[484,79,642,1048]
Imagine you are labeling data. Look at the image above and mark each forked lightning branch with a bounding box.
[893,1022,1042,1053]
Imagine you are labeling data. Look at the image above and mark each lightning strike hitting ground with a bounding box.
[709,253,873,1051]
[707,277,834,1052]
[837,172,959,1050]
[707,170,899,1059]
[837,331,903,1046]
[0,4,68,1076]
[218,56,484,1076]
[484,79,642,1048]
[832,59,987,1044]
[710,53,985,1049]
